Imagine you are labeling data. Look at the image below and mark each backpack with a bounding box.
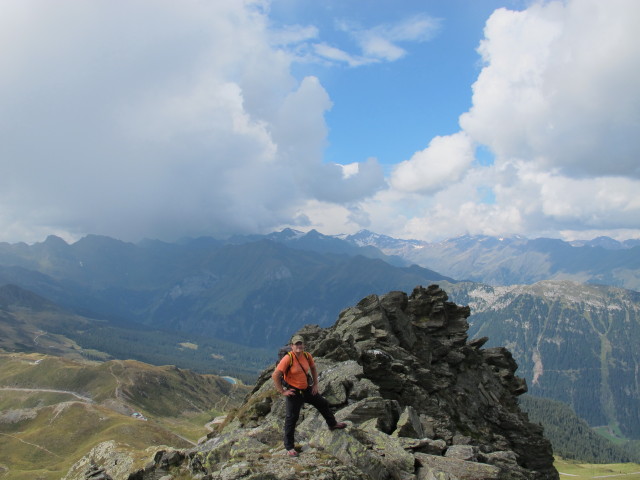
[276,345,291,365]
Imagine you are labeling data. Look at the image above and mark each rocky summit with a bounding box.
[65,285,558,480]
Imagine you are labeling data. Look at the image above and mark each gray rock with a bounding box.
[335,396,388,425]
[399,437,447,455]
[416,453,500,480]
[445,445,477,461]
[393,406,425,438]
[481,450,519,467]
[315,359,364,406]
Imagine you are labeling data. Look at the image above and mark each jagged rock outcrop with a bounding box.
[65,285,558,480]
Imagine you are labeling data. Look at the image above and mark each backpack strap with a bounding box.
[287,351,310,367]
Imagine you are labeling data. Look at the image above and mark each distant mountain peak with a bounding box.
[569,236,623,249]
[338,230,640,291]
[345,229,423,250]
[266,228,305,240]
[44,235,68,245]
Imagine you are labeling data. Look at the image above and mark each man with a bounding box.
[272,334,347,456]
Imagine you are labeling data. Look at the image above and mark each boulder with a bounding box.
[393,406,425,438]
[415,453,501,480]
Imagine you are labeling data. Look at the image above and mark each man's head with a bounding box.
[290,334,304,346]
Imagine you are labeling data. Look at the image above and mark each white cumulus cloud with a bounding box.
[460,0,640,178]
[373,0,640,242]
[390,132,475,194]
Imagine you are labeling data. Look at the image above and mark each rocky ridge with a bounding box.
[65,285,558,480]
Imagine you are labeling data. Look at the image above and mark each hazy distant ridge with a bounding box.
[0,233,449,350]
[342,230,640,291]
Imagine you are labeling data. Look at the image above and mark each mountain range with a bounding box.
[1,229,639,443]
[342,230,640,291]
[211,227,640,290]
[0,234,451,349]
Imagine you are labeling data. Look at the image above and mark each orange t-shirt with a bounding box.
[276,351,315,389]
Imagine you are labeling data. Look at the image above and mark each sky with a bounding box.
[1,0,639,244]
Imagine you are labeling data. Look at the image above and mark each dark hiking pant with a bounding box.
[284,387,337,450]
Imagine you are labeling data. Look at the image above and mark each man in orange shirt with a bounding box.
[272,334,347,456]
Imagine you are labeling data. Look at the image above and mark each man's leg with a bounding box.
[303,389,339,428]
[284,392,304,451]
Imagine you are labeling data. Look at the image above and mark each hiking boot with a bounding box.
[287,449,299,457]
[329,422,347,430]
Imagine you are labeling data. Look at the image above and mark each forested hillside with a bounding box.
[444,280,640,439]
[520,395,640,463]
[0,284,272,382]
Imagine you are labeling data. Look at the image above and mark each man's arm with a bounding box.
[272,369,294,396]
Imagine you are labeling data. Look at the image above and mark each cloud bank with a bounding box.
[0,0,384,242]
[0,0,639,244]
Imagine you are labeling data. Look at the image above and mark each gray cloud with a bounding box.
[0,0,384,243]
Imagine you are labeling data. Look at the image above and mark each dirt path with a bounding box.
[0,387,93,403]
[1,381,226,449]
[108,361,123,399]
[211,382,242,413]
[0,432,62,458]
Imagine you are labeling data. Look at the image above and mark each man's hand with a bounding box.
[283,389,295,397]
[311,384,319,395]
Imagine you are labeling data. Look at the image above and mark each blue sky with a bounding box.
[0,0,639,244]
[273,0,519,168]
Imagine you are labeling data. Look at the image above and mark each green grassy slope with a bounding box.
[0,352,250,480]
[0,400,192,480]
